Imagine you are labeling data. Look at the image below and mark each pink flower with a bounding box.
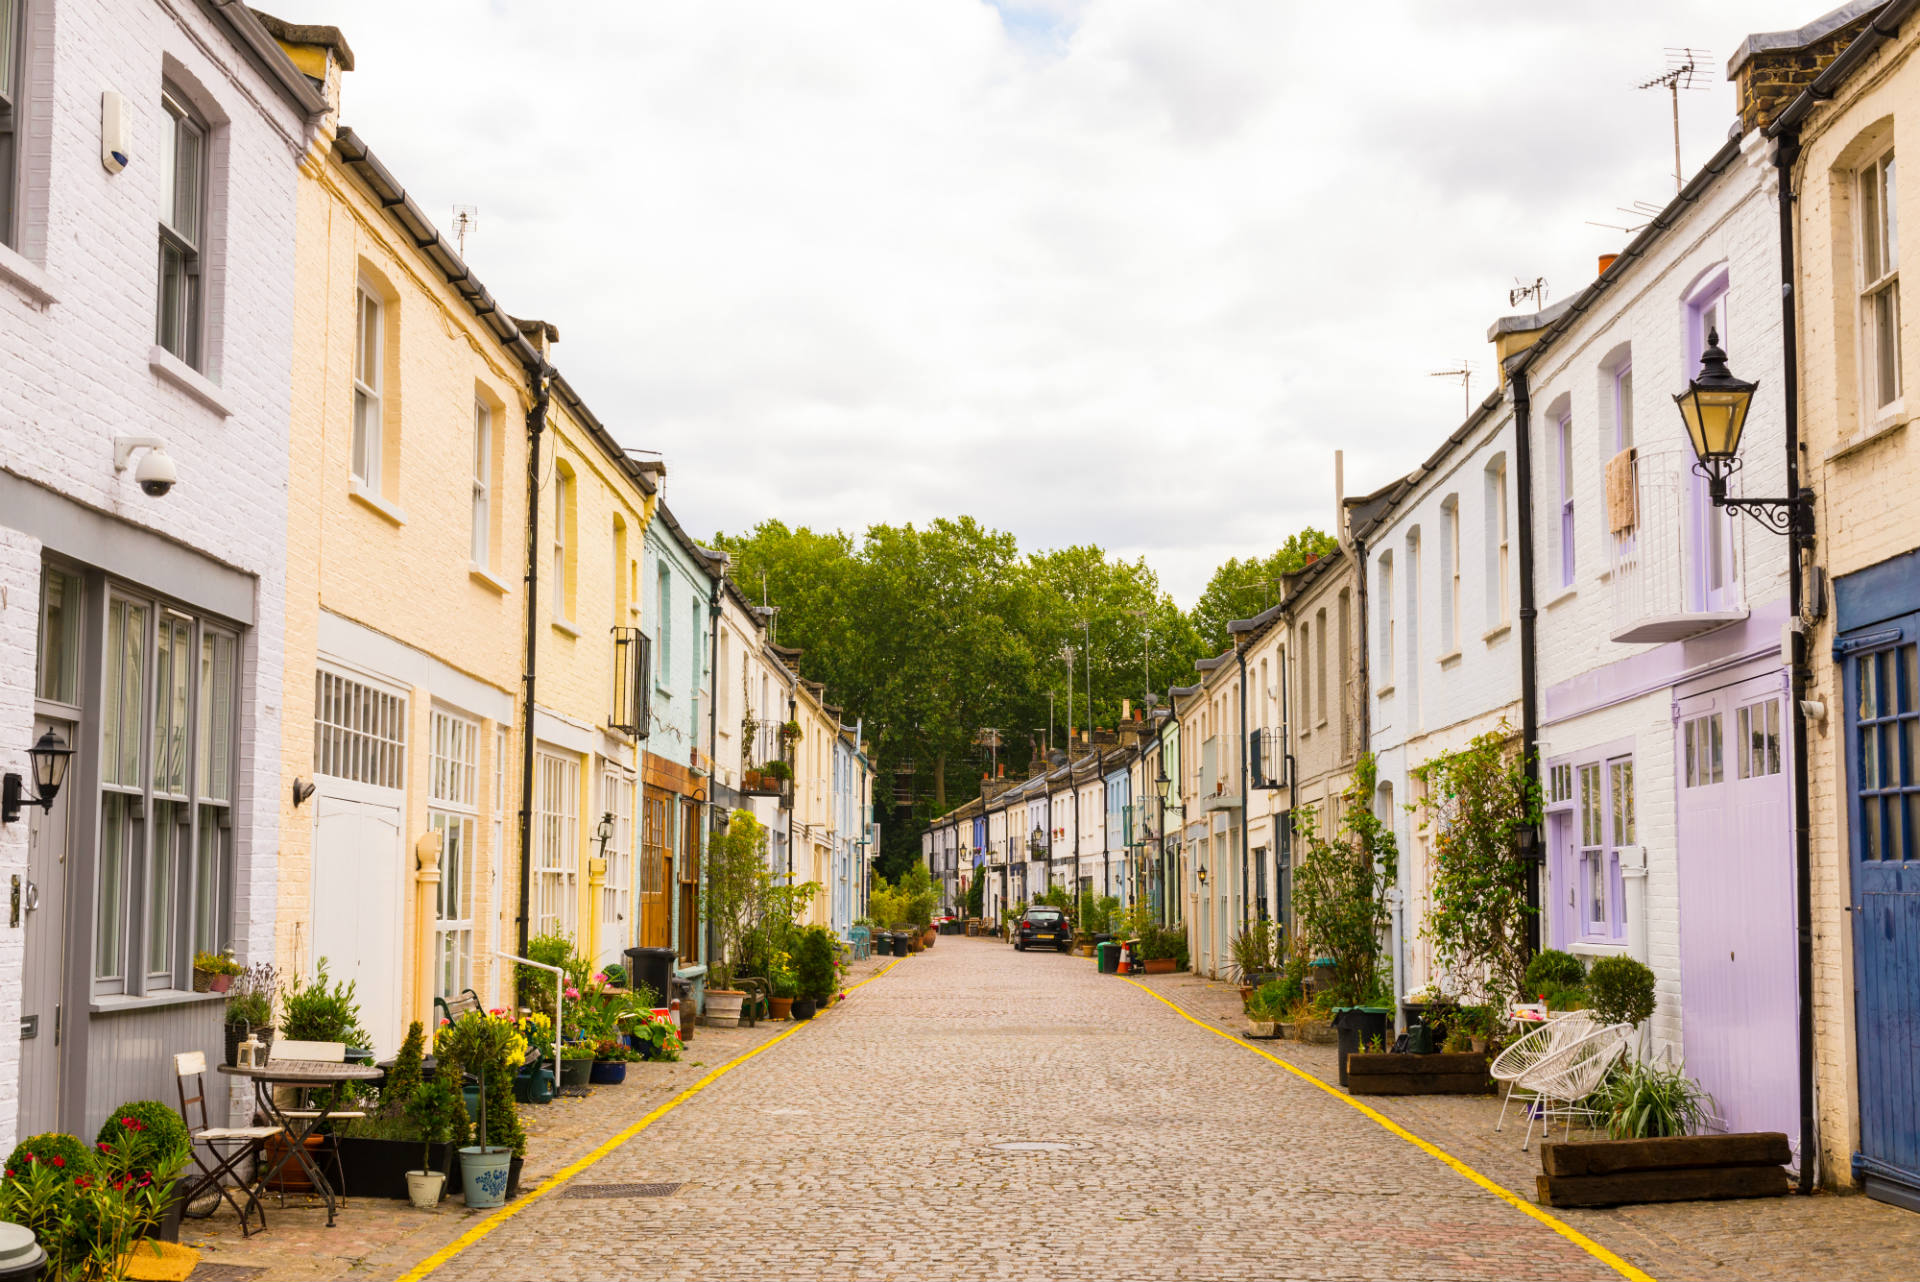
[564,987,580,999]
[592,972,608,985]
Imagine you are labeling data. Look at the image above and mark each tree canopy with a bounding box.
[711,516,1331,878]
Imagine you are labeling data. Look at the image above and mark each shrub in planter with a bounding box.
[1586,955,1657,1028]
[1595,1057,1716,1139]
[404,1080,463,1207]
[97,1102,190,1185]
[1523,949,1587,996]
[435,1011,529,1160]
[1,1134,175,1277]
[794,926,838,1004]
[1294,756,1398,1007]
[224,961,277,1065]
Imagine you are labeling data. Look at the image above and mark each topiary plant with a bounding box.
[4,1133,93,1185]
[794,925,838,1003]
[97,1101,191,1179]
[1522,949,1587,995]
[1586,955,1657,1027]
[385,1020,427,1112]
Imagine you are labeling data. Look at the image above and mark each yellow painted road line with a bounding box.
[1123,977,1656,1282]
[396,957,903,1282]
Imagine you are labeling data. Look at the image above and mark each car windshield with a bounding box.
[1027,909,1062,922]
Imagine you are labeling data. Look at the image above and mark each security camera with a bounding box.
[137,448,177,497]
[112,435,177,498]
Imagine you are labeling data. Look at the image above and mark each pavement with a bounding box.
[181,937,1920,1281]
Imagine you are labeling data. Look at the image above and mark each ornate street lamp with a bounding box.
[2,730,74,824]
[1673,329,1813,537]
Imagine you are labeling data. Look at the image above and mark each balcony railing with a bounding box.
[1198,736,1240,812]
[1609,448,1747,644]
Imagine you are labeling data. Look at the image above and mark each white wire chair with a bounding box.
[1516,1022,1635,1151]
[1490,1011,1596,1133]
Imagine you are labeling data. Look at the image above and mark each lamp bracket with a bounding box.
[1709,479,1816,541]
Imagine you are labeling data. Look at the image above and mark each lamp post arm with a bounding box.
[1709,483,1815,541]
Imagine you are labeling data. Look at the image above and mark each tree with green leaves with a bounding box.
[1188,529,1341,655]
[1292,755,1398,1008]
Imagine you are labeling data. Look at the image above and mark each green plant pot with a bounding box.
[559,1057,593,1088]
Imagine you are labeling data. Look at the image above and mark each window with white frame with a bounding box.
[1377,551,1395,677]
[552,464,573,623]
[313,669,406,788]
[351,286,382,490]
[471,399,491,568]
[1737,697,1783,779]
[1685,282,1739,610]
[491,723,507,999]
[1860,148,1902,413]
[1404,527,1421,708]
[1484,456,1510,630]
[1556,413,1575,587]
[156,85,207,368]
[95,593,238,993]
[533,749,579,940]
[600,764,633,953]
[656,562,672,683]
[1439,495,1460,653]
[1555,755,1631,944]
[1298,620,1311,730]
[430,709,478,1000]
[1613,361,1634,449]
[1683,711,1725,788]
[1315,607,1328,725]
[0,0,26,248]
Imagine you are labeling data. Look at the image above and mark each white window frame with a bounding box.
[471,399,491,569]
[1484,458,1510,630]
[1439,495,1460,653]
[156,85,207,369]
[552,466,572,624]
[1556,413,1575,587]
[599,763,634,957]
[0,0,27,249]
[430,708,479,1000]
[1377,551,1394,676]
[533,749,580,942]
[1859,148,1902,415]
[352,285,383,491]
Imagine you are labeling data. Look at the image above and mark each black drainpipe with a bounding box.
[1775,128,1817,1196]
[1511,365,1543,958]
[515,363,552,957]
[1236,645,1250,933]
[705,573,722,969]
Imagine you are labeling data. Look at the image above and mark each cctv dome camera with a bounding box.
[135,447,177,497]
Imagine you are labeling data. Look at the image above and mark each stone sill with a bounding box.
[1437,649,1463,669]
[148,345,233,419]
[469,564,511,595]
[91,989,226,1016]
[1482,623,1512,645]
[1826,413,1907,462]
[551,616,581,640]
[0,241,58,307]
[349,481,406,526]
[1544,587,1578,611]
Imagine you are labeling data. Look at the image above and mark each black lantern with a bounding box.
[3,730,74,824]
[1672,328,1812,539]
[1673,329,1759,499]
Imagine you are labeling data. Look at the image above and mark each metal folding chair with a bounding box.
[174,1050,282,1237]
[268,1041,368,1202]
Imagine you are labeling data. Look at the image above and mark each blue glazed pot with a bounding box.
[589,1060,627,1085]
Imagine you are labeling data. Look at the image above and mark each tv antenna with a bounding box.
[1429,360,1473,416]
[452,204,480,257]
[1510,276,1549,309]
[1637,48,1711,193]
[1585,199,1666,235]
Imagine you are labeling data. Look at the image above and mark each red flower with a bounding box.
[4,1168,13,1178]
[96,1142,112,1154]
[50,1156,64,1168]
[120,1117,146,1132]
[19,1152,33,1164]
[72,1175,92,1190]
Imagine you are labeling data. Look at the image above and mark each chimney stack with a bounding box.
[1598,252,1619,277]
[1730,8,1878,136]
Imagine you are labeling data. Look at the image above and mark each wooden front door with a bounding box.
[640,788,671,950]
[1842,620,1920,1202]
[676,798,700,962]
[1675,672,1797,1143]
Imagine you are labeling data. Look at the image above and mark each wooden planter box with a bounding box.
[1345,1050,1491,1096]
[1293,1021,1337,1045]
[1536,1133,1792,1208]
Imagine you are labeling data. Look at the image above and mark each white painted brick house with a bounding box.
[1355,387,1525,1019]
[0,0,317,1146]
[1505,132,1798,1151]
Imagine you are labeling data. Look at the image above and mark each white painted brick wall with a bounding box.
[0,0,307,1151]
[0,532,46,1131]
[1522,143,1789,1065]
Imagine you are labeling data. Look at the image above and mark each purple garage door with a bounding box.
[1674,671,1799,1143]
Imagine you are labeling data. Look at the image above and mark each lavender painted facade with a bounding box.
[1512,132,1799,1149]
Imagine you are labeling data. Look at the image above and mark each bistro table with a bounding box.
[219,1060,382,1227]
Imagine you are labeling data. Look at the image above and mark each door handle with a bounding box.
[23,881,38,913]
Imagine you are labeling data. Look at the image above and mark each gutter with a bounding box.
[514,365,552,955]
[1763,0,1917,140]
[1511,367,1544,957]
[1773,124,1820,1196]
[1237,644,1250,935]
[705,569,723,969]
[207,1,328,117]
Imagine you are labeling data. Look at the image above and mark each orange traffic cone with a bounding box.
[1117,943,1131,975]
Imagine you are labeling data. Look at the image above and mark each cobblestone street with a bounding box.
[177,937,1920,1281]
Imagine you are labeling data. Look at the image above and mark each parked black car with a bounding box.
[1014,906,1072,952]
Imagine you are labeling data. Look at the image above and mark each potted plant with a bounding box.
[556,1041,595,1088]
[780,719,803,744]
[705,810,775,1027]
[2,1131,179,1277]
[763,759,793,787]
[269,961,369,1189]
[794,925,837,1018]
[97,1101,192,1242]
[628,1014,683,1062]
[436,1010,527,1207]
[590,1039,634,1085]
[744,767,764,790]
[769,960,798,1020]
[1133,925,1188,974]
[404,1080,461,1209]
[223,961,276,1066]
[191,950,241,994]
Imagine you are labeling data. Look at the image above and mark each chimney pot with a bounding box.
[1598,252,1619,277]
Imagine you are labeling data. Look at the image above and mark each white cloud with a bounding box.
[292,0,1823,604]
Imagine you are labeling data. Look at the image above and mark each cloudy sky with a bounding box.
[294,0,1826,604]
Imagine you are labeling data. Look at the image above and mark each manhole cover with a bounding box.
[188,1267,269,1281]
[990,1140,1088,1152]
[563,1181,683,1199]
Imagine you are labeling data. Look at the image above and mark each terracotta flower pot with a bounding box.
[770,996,793,1020]
[1142,957,1178,975]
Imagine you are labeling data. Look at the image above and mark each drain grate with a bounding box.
[555,1084,593,1099]
[188,1266,269,1281]
[563,1181,683,1199]
[990,1140,1088,1153]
